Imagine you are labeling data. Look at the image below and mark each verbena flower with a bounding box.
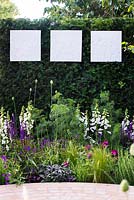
[24,146,31,152]
[2,173,11,185]
[1,155,7,162]
[40,138,50,149]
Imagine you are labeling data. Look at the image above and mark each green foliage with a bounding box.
[101,0,133,17]
[0,18,134,116]
[0,0,18,19]
[63,143,115,183]
[8,158,24,184]
[115,150,134,185]
[0,158,7,184]
[127,0,134,16]
[43,0,134,19]
[49,92,83,140]
[91,147,115,183]
[122,41,134,54]
[73,159,93,182]
[62,141,80,166]
[44,0,104,20]
[2,135,134,185]
[42,141,63,165]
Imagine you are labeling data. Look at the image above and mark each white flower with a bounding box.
[90,118,95,123]
[90,126,96,132]
[2,140,6,144]
[19,104,34,137]
[89,105,111,139]
[6,145,9,151]
[126,119,130,126]
[131,132,134,140]
[107,131,111,134]
[96,117,101,124]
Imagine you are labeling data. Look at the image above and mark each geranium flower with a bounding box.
[111,150,118,157]
[85,144,91,151]
[102,140,109,148]
[87,152,92,159]
[63,161,69,167]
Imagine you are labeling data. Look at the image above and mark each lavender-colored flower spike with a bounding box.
[20,124,26,140]
[9,113,16,140]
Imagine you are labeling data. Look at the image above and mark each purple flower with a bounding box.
[9,113,16,139]
[63,161,69,168]
[85,144,91,151]
[68,176,75,182]
[40,138,50,149]
[32,148,37,153]
[111,150,118,157]
[102,140,109,148]
[20,124,26,140]
[2,173,11,185]
[87,152,92,159]
[24,146,31,152]
[1,155,7,162]
[121,118,134,141]
[19,151,23,155]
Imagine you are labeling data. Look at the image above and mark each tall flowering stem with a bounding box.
[34,79,38,107]
[79,111,96,144]
[12,96,17,127]
[29,88,32,101]
[79,111,89,137]
[90,103,111,143]
[19,102,34,143]
[121,109,134,143]
[50,80,53,106]
[0,108,11,151]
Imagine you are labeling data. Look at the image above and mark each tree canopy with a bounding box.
[0,0,19,19]
[42,0,134,20]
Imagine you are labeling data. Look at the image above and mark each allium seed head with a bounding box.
[120,179,129,192]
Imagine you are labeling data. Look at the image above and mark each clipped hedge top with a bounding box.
[0,18,134,114]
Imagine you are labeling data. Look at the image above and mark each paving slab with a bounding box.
[0,183,133,200]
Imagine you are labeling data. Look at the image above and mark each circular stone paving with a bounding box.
[0,183,134,200]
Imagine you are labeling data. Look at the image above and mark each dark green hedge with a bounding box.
[0,18,134,114]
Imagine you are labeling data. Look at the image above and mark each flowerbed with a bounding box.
[0,81,134,185]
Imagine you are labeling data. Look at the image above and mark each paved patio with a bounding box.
[0,182,133,200]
